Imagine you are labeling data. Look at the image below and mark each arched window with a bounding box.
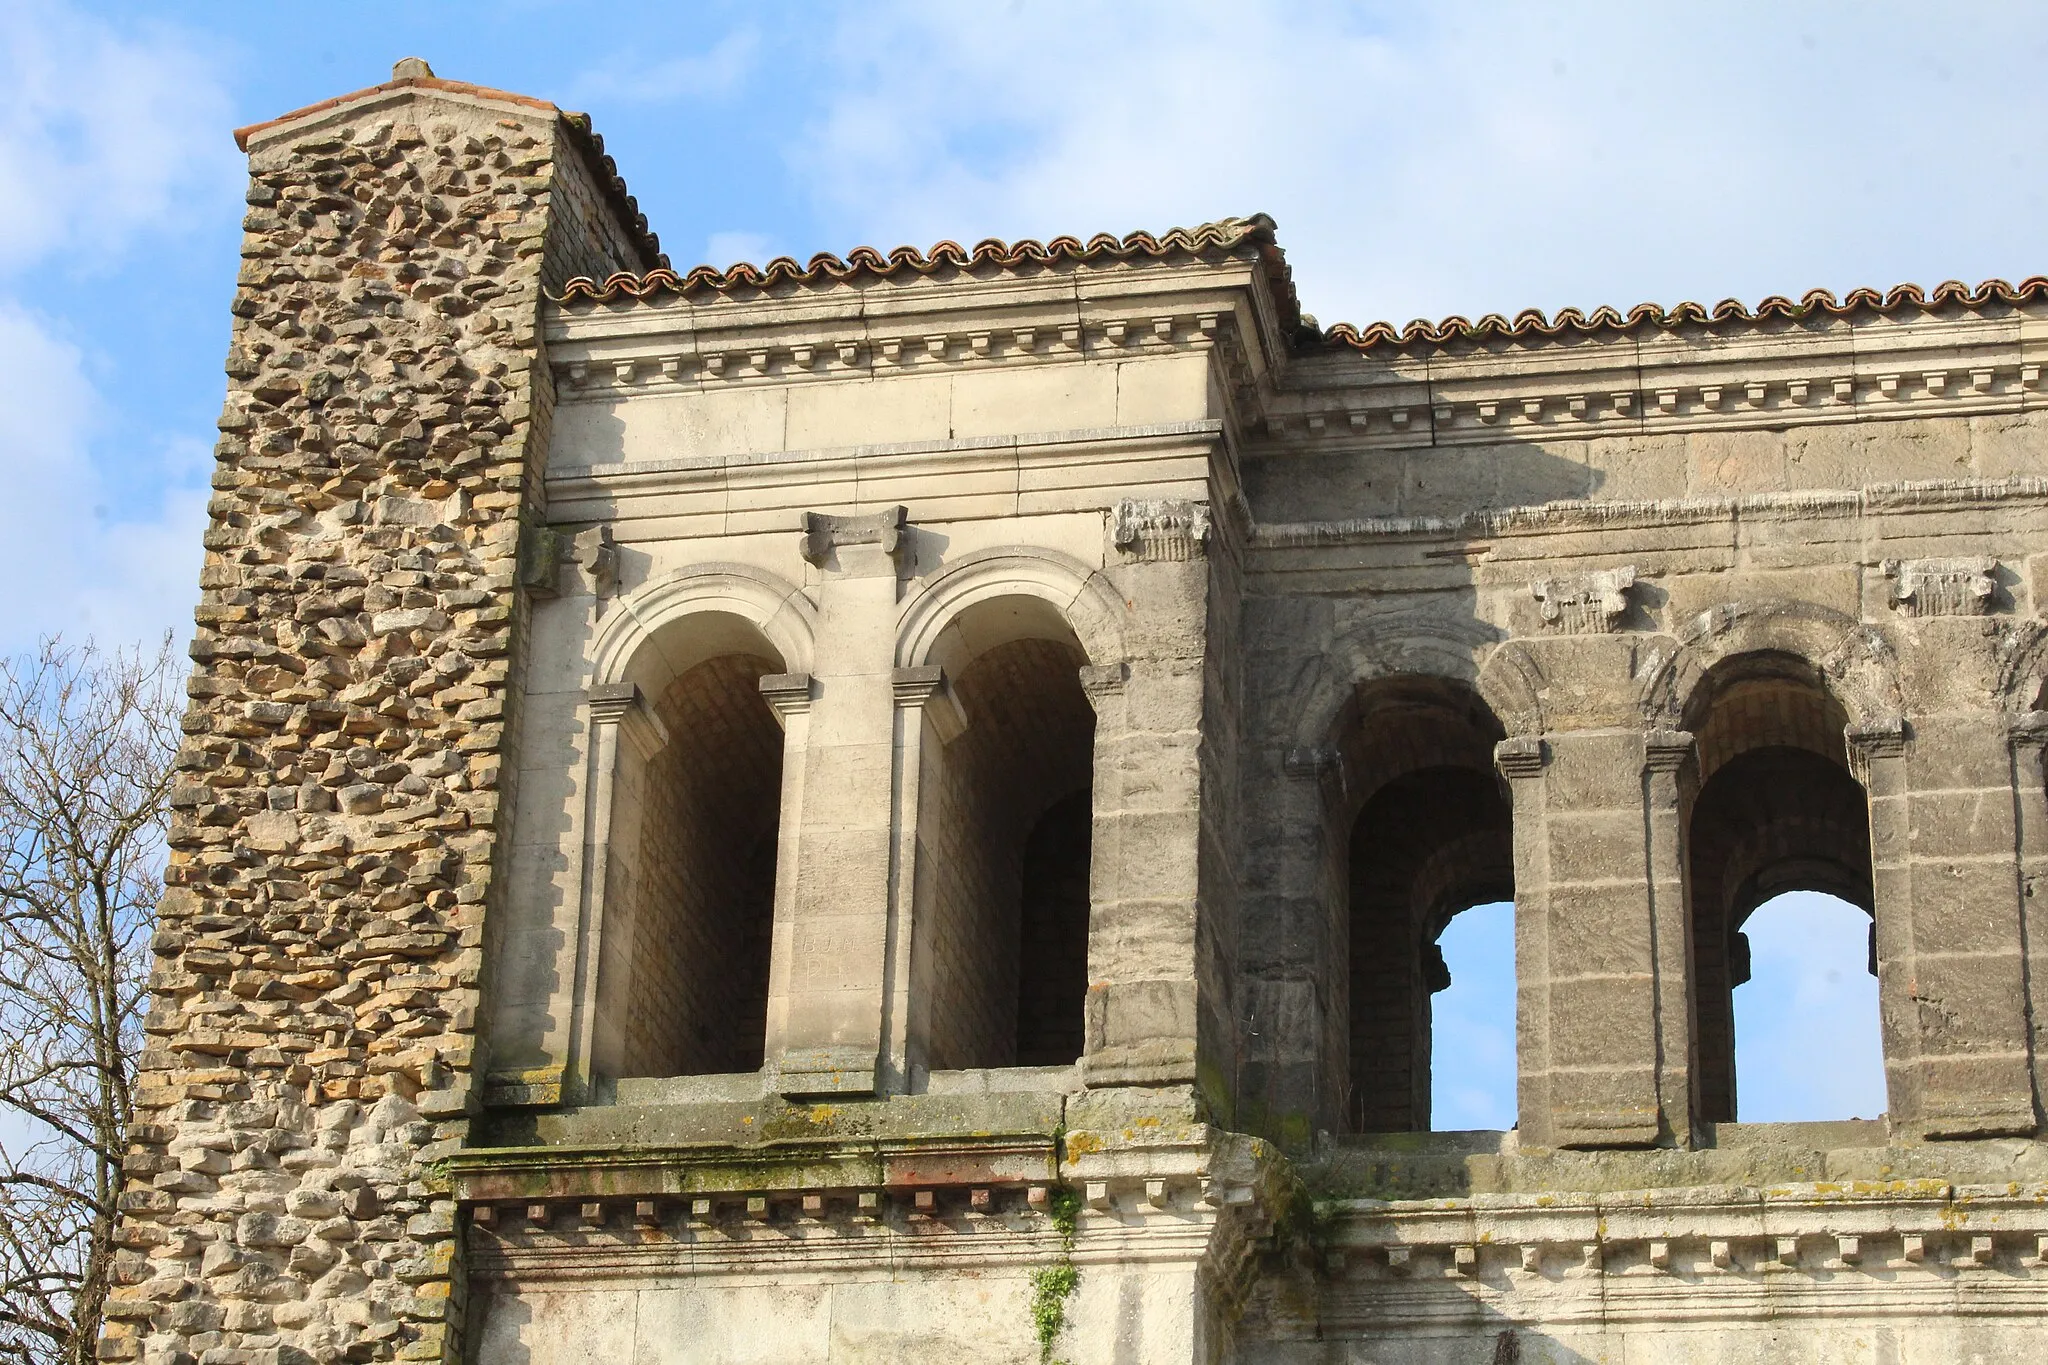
[1343,678,1515,1132]
[1685,651,1879,1122]
[1430,899,1518,1130]
[600,613,787,1082]
[913,598,1095,1073]
[1730,890,1886,1122]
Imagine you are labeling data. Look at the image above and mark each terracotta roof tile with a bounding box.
[1320,277,2048,353]
[552,214,1298,326]
[234,69,664,270]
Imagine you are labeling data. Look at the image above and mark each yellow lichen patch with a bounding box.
[1063,1132,1103,1158]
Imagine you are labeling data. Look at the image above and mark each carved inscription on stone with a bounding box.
[1530,566,1636,633]
[1112,497,1211,561]
[1884,556,1995,616]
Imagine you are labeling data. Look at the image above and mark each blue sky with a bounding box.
[0,0,2008,1124]
[1434,893,1885,1129]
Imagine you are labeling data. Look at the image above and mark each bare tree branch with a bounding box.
[0,637,177,1365]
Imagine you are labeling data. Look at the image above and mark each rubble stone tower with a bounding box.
[110,62,2048,1363]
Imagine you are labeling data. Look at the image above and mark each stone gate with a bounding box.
[108,62,2048,1363]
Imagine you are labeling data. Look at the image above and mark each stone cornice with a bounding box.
[1264,308,2047,450]
[1251,476,2048,551]
[1303,1180,2048,1308]
[546,302,1265,400]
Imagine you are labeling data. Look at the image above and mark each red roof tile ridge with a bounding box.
[551,214,1293,317]
[233,73,559,151]
[1320,277,2048,352]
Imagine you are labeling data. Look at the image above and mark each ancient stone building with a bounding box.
[108,61,2048,1362]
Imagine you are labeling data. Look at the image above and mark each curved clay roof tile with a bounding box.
[551,215,1294,319]
[1322,276,2048,351]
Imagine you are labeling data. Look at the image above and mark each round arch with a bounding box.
[1639,599,1904,731]
[1285,609,1507,759]
[895,546,1129,675]
[590,562,818,692]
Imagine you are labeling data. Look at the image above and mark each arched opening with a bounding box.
[1685,651,1879,1122]
[914,596,1095,1073]
[604,612,787,1081]
[1343,677,1515,1133]
[1730,891,1886,1122]
[1430,899,1518,1130]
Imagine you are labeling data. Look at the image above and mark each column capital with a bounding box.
[584,681,668,759]
[892,664,966,742]
[2008,709,2048,750]
[1494,734,1547,780]
[1642,728,1696,774]
[1845,714,1908,763]
[1078,660,1129,699]
[757,671,814,720]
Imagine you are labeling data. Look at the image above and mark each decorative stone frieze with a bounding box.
[1884,555,1997,615]
[1530,565,1637,632]
[1112,497,1211,561]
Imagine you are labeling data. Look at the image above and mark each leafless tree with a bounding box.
[0,639,179,1365]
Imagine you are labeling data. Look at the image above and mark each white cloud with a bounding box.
[789,0,2048,327]
[0,3,230,654]
[0,303,207,652]
[0,4,236,272]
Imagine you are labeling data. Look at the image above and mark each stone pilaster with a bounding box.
[1499,729,1673,1148]
[767,508,910,1095]
[1859,711,2038,1138]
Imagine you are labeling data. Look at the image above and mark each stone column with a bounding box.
[1642,729,1699,1145]
[1859,714,2038,1137]
[562,682,668,1100]
[2012,712,2048,1128]
[1083,501,1211,1091]
[757,670,814,1076]
[766,508,908,1096]
[1500,729,1672,1148]
[884,663,966,1087]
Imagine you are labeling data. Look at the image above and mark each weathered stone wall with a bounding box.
[106,74,649,1365]
[121,64,2048,1363]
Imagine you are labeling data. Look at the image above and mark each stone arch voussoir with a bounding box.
[1288,610,1508,756]
[590,562,818,688]
[1639,599,1903,730]
[895,546,1130,673]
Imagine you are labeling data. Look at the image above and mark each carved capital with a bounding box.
[892,664,966,743]
[1530,566,1637,633]
[575,524,619,599]
[1643,728,1696,774]
[799,505,908,568]
[757,672,814,721]
[518,525,570,599]
[585,682,668,761]
[2009,709,2048,751]
[1884,556,1995,616]
[1845,715,1908,782]
[1111,497,1211,562]
[1077,661,1129,702]
[1494,734,1547,780]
